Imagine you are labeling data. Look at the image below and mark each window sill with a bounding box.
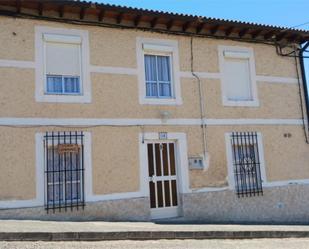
[223,99,259,107]
[140,97,183,106]
[36,93,91,103]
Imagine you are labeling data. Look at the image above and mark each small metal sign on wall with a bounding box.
[57,144,79,154]
[159,132,168,140]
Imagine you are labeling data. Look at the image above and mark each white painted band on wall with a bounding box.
[256,75,298,84]
[179,71,221,79]
[0,117,303,126]
[0,59,35,69]
[0,59,298,84]
[89,65,138,75]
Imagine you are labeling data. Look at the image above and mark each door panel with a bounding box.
[147,142,179,219]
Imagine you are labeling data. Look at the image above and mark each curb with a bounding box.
[1,231,309,241]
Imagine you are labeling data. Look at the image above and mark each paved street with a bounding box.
[2,239,309,249]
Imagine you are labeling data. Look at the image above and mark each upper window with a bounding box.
[35,26,91,103]
[137,38,182,105]
[145,54,172,98]
[219,46,259,107]
[44,34,82,95]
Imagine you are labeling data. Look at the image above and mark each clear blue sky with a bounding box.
[94,0,309,30]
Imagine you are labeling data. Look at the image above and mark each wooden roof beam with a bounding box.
[58,5,64,18]
[38,2,43,16]
[287,34,300,43]
[166,19,174,30]
[225,26,234,36]
[98,9,105,22]
[210,25,220,35]
[264,30,276,39]
[182,21,191,32]
[15,0,21,13]
[134,15,142,27]
[80,7,86,20]
[275,32,288,41]
[251,29,263,39]
[239,28,249,38]
[150,17,158,28]
[196,23,205,34]
[116,12,124,24]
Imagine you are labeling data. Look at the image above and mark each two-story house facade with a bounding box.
[0,0,309,223]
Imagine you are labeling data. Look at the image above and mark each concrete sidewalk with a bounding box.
[1,220,309,241]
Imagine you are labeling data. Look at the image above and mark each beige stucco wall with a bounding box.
[0,124,308,201]
[0,16,302,120]
[0,16,308,203]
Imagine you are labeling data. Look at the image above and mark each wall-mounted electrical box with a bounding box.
[188,156,205,170]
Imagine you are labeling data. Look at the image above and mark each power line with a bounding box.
[290,21,309,29]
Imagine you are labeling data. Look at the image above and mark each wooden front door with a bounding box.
[147,142,179,219]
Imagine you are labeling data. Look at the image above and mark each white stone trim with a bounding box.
[0,117,303,127]
[179,71,221,79]
[0,59,298,85]
[256,75,298,84]
[218,45,259,107]
[225,132,267,190]
[35,26,91,103]
[0,59,36,69]
[89,65,138,75]
[136,37,182,105]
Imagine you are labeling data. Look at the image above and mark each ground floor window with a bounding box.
[44,131,85,212]
[230,131,263,197]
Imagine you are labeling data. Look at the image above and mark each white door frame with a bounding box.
[139,132,190,219]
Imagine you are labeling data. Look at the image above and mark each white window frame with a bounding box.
[225,132,267,190]
[35,26,91,103]
[218,45,259,107]
[35,132,92,207]
[136,37,182,105]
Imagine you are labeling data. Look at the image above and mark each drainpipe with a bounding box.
[299,41,309,130]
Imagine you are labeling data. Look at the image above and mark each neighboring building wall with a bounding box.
[0,16,308,222]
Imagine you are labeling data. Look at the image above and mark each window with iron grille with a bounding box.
[230,132,263,197]
[44,131,85,212]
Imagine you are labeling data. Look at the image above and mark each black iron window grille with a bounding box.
[230,132,263,197]
[44,131,85,212]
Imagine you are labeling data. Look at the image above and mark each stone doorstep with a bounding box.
[1,231,309,241]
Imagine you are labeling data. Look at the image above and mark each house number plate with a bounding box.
[159,132,168,140]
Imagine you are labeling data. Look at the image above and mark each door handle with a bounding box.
[150,175,156,183]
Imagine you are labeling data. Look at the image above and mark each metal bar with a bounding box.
[64,131,67,211]
[235,132,243,197]
[231,132,240,197]
[249,132,256,195]
[75,131,79,210]
[81,131,85,208]
[243,131,251,196]
[45,132,49,212]
[69,131,73,211]
[52,131,55,212]
[58,132,61,212]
